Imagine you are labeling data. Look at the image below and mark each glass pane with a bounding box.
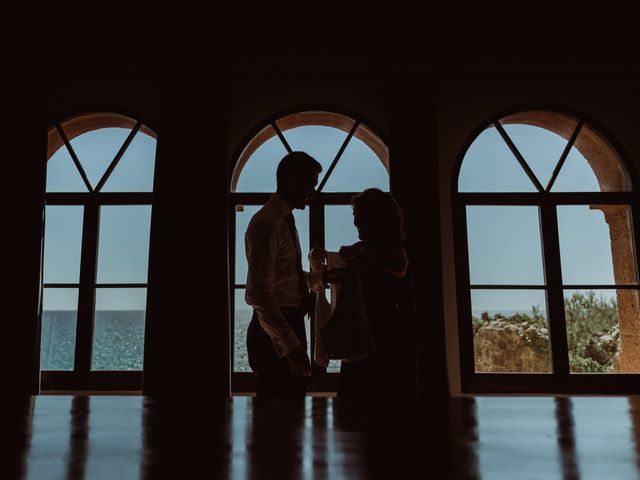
[235,205,261,285]
[43,205,84,284]
[96,205,152,284]
[280,125,348,176]
[40,288,78,371]
[551,144,600,192]
[557,205,636,285]
[69,127,132,189]
[501,122,575,189]
[553,124,631,192]
[466,206,545,285]
[322,126,389,192]
[235,125,288,192]
[471,289,551,373]
[101,130,156,192]
[92,288,146,370]
[325,205,359,252]
[236,206,309,283]
[46,128,88,192]
[458,126,537,192]
[327,360,342,373]
[234,289,252,372]
[565,289,640,373]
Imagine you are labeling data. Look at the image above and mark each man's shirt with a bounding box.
[245,193,321,357]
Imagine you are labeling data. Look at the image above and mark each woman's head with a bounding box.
[351,188,405,246]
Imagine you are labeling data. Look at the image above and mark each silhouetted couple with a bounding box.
[245,151,409,403]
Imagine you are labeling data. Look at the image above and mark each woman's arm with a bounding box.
[343,243,408,278]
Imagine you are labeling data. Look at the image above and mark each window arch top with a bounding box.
[46,112,157,193]
[232,111,390,193]
[457,110,631,193]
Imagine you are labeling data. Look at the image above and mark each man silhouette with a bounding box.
[245,151,323,396]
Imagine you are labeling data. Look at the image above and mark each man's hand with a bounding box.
[309,247,328,271]
[286,344,312,376]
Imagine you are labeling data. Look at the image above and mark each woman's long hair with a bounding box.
[351,188,405,248]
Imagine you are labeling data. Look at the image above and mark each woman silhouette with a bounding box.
[310,188,411,410]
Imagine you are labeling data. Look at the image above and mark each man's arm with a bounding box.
[245,220,301,358]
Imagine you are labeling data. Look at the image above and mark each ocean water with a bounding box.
[41,310,339,373]
[40,310,146,371]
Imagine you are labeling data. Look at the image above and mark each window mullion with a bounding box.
[272,122,292,153]
[539,202,570,378]
[308,200,325,374]
[74,198,101,385]
[317,121,359,193]
[453,200,477,387]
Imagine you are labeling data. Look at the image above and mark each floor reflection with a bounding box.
[555,397,579,480]
[8,395,640,479]
[66,396,89,480]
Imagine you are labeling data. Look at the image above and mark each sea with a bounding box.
[41,310,340,373]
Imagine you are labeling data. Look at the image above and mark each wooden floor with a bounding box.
[4,395,640,479]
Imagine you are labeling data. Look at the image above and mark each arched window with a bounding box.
[41,112,157,390]
[230,110,389,392]
[454,110,640,393]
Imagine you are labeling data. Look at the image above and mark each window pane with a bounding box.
[565,289,640,374]
[557,205,636,285]
[69,127,132,189]
[325,205,359,252]
[458,126,537,192]
[466,206,545,285]
[471,289,551,373]
[92,288,146,371]
[101,130,156,192]
[43,205,84,283]
[500,122,576,189]
[235,205,261,285]
[46,128,88,192]
[235,125,288,192]
[551,144,600,192]
[96,205,152,283]
[279,125,349,176]
[40,288,78,371]
[322,126,389,192]
[553,124,631,192]
[234,289,252,372]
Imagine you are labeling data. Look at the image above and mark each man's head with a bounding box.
[276,151,322,209]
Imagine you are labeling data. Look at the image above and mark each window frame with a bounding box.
[229,107,389,394]
[453,107,640,394]
[40,112,157,392]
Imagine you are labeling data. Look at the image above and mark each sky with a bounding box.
[43,122,634,319]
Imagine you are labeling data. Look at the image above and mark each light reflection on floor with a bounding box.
[5,395,640,479]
